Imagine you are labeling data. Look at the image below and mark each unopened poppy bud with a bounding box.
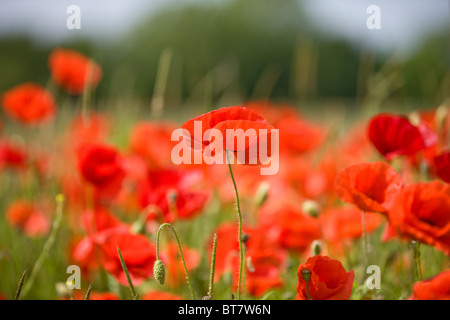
[153,260,166,285]
[167,189,178,205]
[436,104,448,128]
[254,182,270,207]
[302,200,320,218]
[408,111,420,126]
[202,295,211,300]
[247,256,255,272]
[302,268,311,282]
[311,240,322,256]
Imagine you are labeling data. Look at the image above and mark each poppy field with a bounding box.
[0,42,449,302]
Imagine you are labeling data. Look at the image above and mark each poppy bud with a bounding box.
[246,256,255,272]
[254,182,270,207]
[241,233,250,244]
[202,295,211,300]
[302,200,320,218]
[302,268,311,282]
[153,260,166,285]
[311,240,322,256]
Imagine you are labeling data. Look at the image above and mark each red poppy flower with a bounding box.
[259,201,322,252]
[387,181,450,255]
[162,242,200,288]
[6,200,50,237]
[77,143,125,196]
[48,48,102,95]
[142,291,183,300]
[320,207,384,245]
[433,151,450,183]
[100,232,156,286]
[410,270,450,300]
[138,169,209,222]
[296,255,354,300]
[368,113,436,160]
[181,106,276,165]
[72,208,129,272]
[1,83,56,124]
[335,161,404,213]
[130,121,178,168]
[0,140,28,170]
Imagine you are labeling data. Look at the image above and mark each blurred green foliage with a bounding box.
[0,0,448,108]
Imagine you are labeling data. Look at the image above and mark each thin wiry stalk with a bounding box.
[85,283,93,300]
[156,223,196,300]
[207,234,218,299]
[226,151,244,300]
[21,194,65,298]
[14,270,26,300]
[117,247,138,300]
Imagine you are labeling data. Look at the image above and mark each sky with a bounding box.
[0,0,448,55]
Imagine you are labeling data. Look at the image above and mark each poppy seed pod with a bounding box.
[153,259,166,285]
[301,268,311,282]
[311,240,322,256]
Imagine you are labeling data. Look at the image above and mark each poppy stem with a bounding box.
[362,211,369,266]
[14,270,26,300]
[207,233,218,299]
[21,194,65,298]
[411,241,422,282]
[155,223,197,300]
[117,247,138,300]
[226,151,244,300]
[302,268,312,300]
[85,283,93,300]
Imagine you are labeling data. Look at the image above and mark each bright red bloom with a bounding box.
[138,169,209,222]
[163,242,200,288]
[48,48,102,95]
[434,151,450,183]
[259,201,322,252]
[142,291,183,300]
[100,232,156,286]
[77,143,125,196]
[181,106,275,165]
[130,121,178,168]
[410,270,450,300]
[335,161,404,213]
[0,140,27,170]
[387,181,450,255]
[1,83,56,124]
[320,207,384,246]
[6,200,50,237]
[296,255,354,300]
[72,208,129,273]
[368,114,436,160]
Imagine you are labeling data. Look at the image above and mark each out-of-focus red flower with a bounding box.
[77,143,125,197]
[410,270,450,300]
[130,121,178,168]
[48,48,102,95]
[142,291,183,300]
[6,200,50,237]
[0,140,27,170]
[100,232,156,286]
[335,162,404,213]
[1,83,56,124]
[259,201,321,252]
[211,223,286,297]
[296,255,354,300]
[368,113,437,160]
[320,207,384,250]
[138,169,209,223]
[277,116,325,154]
[387,181,450,255]
[433,151,450,183]
[67,113,111,149]
[162,242,200,288]
[181,106,275,165]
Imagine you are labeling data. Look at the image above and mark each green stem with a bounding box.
[85,283,93,300]
[156,223,196,300]
[362,211,368,267]
[117,247,138,300]
[21,194,65,298]
[226,151,244,300]
[14,270,26,300]
[305,281,311,301]
[208,233,218,299]
[412,241,422,282]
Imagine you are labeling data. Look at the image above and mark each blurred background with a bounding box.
[0,0,449,113]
